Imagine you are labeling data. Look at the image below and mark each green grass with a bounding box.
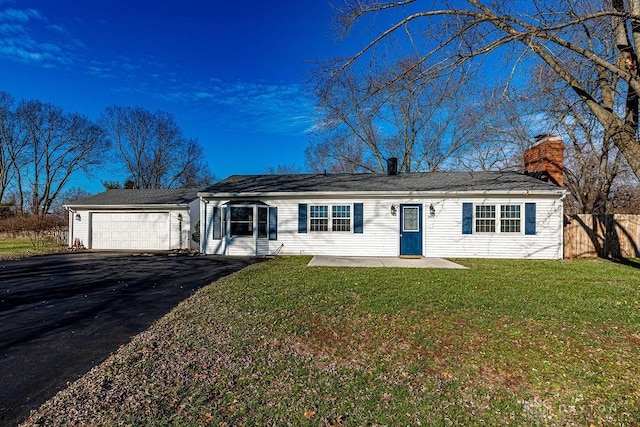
[24,257,640,426]
[0,237,59,256]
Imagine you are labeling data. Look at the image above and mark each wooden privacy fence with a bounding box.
[564,214,640,259]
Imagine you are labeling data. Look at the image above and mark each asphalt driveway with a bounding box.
[0,252,263,426]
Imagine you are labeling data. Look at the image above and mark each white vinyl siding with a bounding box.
[425,197,562,259]
[202,194,563,259]
[69,209,90,248]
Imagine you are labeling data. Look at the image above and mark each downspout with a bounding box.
[66,207,73,248]
[201,198,208,254]
[560,192,567,260]
[224,204,230,256]
[178,212,183,250]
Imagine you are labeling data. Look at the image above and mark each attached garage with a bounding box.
[65,189,200,251]
[91,212,170,250]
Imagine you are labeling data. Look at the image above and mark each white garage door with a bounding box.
[91,212,170,250]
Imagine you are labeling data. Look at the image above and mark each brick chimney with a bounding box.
[387,157,398,175]
[523,134,564,186]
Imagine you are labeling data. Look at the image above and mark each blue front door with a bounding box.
[400,204,422,256]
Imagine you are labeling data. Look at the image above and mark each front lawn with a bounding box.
[23,257,640,426]
[0,238,59,257]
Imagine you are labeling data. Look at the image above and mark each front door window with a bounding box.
[403,206,419,232]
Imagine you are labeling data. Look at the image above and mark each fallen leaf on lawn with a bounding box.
[304,410,316,419]
[441,370,454,379]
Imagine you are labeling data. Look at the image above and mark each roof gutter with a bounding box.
[197,189,566,198]
[62,204,191,210]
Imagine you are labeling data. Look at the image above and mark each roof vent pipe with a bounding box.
[387,157,398,175]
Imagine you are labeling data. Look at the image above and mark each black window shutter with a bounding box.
[525,203,536,235]
[298,204,307,233]
[353,203,363,234]
[462,203,473,234]
[213,206,222,240]
[268,207,278,240]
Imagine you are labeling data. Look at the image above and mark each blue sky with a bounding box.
[0,0,368,192]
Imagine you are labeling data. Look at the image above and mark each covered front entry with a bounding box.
[399,204,423,256]
[90,212,170,250]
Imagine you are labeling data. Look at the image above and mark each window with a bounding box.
[463,203,533,235]
[230,207,253,236]
[403,206,420,232]
[332,205,351,232]
[475,205,496,232]
[500,205,521,233]
[310,205,328,231]
[257,206,268,238]
[300,203,363,234]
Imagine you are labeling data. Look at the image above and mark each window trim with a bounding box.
[331,205,351,232]
[229,206,254,237]
[466,203,527,235]
[308,204,354,233]
[402,206,420,232]
[309,205,329,232]
[475,204,496,233]
[226,203,276,239]
[257,206,268,238]
[500,204,521,233]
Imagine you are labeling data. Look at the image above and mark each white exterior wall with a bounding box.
[424,196,563,259]
[68,209,90,248]
[201,197,397,257]
[201,193,564,259]
[267,196,398,257]
[167,209,191,250]
[188,198,200,249]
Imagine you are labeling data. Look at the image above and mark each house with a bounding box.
[64,135,565,258]
[65,188,199,250]
[198,135,566,259]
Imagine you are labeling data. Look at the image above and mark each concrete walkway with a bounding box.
[308,256,467,269]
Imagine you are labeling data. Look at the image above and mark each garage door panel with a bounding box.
[91,212,169,250]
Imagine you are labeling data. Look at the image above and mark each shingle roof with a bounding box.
[65,188,199,207]
[199,171,563,195]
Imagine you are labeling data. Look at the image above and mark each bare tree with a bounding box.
[174,139,216,188]
[264,164,304,174]
[611,182,640,212]
[450,84,535,172]
[15,100,106,216]
[306,133,374,173]
[450,61,632,213]
[333,0,640,180]
[101,106,213,189]
[0,92,16,203]
[554,99,627,214]
[0,92,27,205]
[456,61,633,214]
[311,66,385,172]
[311,56,477,173]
